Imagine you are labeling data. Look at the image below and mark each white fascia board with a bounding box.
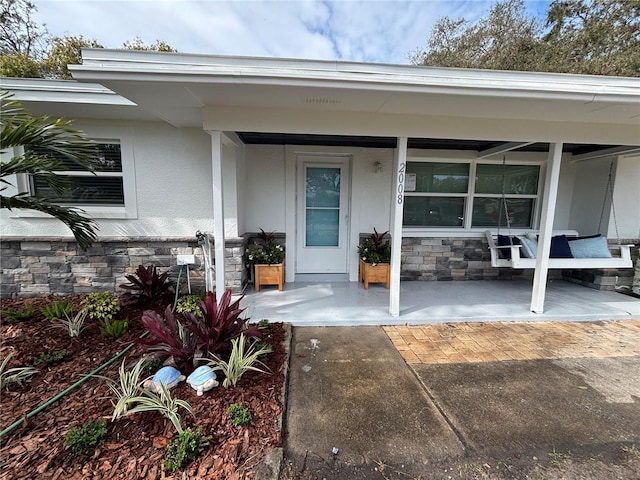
[1,77,136,106]
[70,50,640,105]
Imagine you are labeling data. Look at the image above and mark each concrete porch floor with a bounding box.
[241,279,639,326]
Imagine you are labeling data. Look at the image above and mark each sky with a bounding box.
[32,0,550,65]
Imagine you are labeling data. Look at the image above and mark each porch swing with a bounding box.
[485,157,634,269]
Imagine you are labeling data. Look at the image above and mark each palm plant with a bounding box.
[0,92,99,249]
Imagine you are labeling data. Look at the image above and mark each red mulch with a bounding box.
[0,295,287,480]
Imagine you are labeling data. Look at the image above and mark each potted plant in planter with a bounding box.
[248,229,285,292]
[358,228,391,289]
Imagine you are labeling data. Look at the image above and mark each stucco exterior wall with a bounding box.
[610,155,640,239]
[1,119,214,240]
[568,158,613,236]
[244,144,287,233]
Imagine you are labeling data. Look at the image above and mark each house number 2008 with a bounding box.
[397,162,405,204]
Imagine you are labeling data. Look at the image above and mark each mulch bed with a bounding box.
[0,295,287,479]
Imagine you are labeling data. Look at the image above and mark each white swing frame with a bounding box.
[485,230,634,269]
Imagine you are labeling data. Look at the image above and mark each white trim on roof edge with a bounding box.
[69,49,640,103]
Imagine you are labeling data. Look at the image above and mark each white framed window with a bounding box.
[403,158,542,229]
[14,132,138,220]
[27,142,125,206]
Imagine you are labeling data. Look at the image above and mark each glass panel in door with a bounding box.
[305,167,341,247]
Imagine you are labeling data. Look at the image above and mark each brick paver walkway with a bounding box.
[384,320,640,364]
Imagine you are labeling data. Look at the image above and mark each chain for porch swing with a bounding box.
[597,158,622,246]
[498,155,622,246]
[496,155,513,242]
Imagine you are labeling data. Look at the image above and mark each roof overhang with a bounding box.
[1,77,157,122]
[68,49,640,144]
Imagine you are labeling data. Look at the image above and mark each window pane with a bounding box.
[407,162,469,193]
[475,164,539,194]
[33,176,125,205]
[472,198,534,228]
[306,167,341,208]
[403,197,465,227]
[26,143,122,172]
[306,208,339,246]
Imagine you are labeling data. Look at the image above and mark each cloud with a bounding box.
[32,0,545,64]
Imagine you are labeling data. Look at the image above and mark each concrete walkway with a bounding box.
[282,321,640,479]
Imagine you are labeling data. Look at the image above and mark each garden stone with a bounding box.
[143,366,185,393]
[187,365,219,396]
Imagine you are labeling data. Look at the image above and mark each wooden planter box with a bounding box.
[359,259,390,289]
[254,263,284,292]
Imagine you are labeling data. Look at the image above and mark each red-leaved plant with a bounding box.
[120,264,175,305]
[135,290,260,366]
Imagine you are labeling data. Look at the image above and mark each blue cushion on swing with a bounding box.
[568,236,612,258]
[519,236,537,258]
[550,235,574,258]
[497,235,521,259]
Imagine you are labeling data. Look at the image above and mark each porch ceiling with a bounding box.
[235,132,624,155]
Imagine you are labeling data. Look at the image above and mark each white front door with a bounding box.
[296,155,350,273]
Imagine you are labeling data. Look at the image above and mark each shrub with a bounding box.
[51,309,88,337]
[32,349,69,366]
[64,419,107,459]
[0,304,35,324]
[209,333,271,388]
[100,318,129,338]
[247,229,284,265]
[120,264,174,305]
[175,295,202,316]
[184,290,261,358]
[257,318,271,329]
[227,402,252,426]
[164,426,211,472]
[135,290,260,366]
[81,291,120,323]
[358,228,391,264]
[1,352,37,390]
[135,306,195,364]
[41,299,72,320]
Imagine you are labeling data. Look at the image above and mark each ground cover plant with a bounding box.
[0,292,287,479]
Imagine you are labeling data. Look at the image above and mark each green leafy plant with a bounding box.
[135,290,260,366]
[257,318,271,329]
[209,333,271,388]
[103,358,148,421]
[141,358,164,377]
[125,383,194,434]
[247,229,284,265]
[164,426,211,472]
[51,308,88,337]
[1,352,37,390]
[254,341,273,362]
[120,264,175,305]
[99,318,129,338]
[32,349,69,366]
[64,419,107,459]
[227,402,252,426]
[41,299,72,320]
[358,228,391,264]
[81,291,120,323]
[0,304,35,324]
[175,295,202,316]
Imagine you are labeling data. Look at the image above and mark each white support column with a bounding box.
[531,142,563,313]
[389,137,407,317]
[209,130,226,302]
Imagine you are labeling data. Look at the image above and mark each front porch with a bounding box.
[243,280,640,326]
